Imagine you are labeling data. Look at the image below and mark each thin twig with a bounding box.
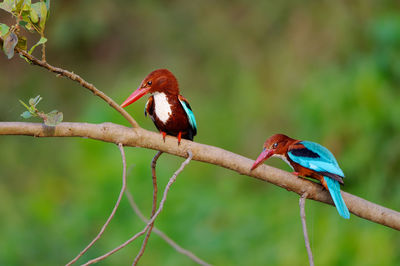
[41,39,46,62]
[133,151,163,265]
[125,190,211,266]
[66,143,127,266]
[0,35,139,128]
[83,150,193,265]
[299,193,314,266]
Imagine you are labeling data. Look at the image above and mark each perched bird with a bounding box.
[251,134,350,219]
[121,69,197,144]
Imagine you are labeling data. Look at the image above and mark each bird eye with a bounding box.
[272,143,278,149]
[147,81,152,86]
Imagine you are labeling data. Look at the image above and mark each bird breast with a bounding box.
[153,92,172,124]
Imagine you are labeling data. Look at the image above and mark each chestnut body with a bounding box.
[145,93,195,141]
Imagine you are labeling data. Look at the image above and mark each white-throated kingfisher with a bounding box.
[121,69,197,144]
[251,134,350,219]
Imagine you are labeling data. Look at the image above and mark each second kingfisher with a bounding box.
[251,134,350,219]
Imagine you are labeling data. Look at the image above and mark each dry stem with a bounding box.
[83,150,194,265]
[299,193,314,266]
[133,151,163,265]
[125,190,211,265]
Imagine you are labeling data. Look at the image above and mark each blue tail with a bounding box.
[324,176,350,219]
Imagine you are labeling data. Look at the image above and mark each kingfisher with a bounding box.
[251,134,350,219]
[121,69,197,144]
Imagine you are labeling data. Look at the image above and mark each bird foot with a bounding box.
[161,131,167,142]
[320,178,329,191]
[177,132,182,145]
[292,172,300,176]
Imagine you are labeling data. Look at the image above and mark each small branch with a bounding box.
[125,190,211,266]
[66,143,128,266]
[0,122,399,231]
[0,35,138,128]
[41,40,46,62]
[83,151,194,265]
[133,151,163,265]
[299,193,314,266]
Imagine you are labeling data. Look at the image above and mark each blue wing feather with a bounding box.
[288,140,349,218]
[179,97,197,134]
[288,141,344,177]
[324,177,350,219]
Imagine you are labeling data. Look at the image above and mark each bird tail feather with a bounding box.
[324,176,350,219]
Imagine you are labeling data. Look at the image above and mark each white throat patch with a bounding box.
[153,92,172,124]
[273,154,294,170]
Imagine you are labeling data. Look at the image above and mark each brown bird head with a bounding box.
[251,134,295,170]
[121,69,179,108]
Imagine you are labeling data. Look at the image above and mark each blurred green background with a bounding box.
[1,0,400,265]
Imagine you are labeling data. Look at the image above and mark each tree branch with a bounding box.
[2,39,139,128]
[66,143,128,265]
[0,121,399,231]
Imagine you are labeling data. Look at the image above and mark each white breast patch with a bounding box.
[273,154,294,170]
[153,92,172,124]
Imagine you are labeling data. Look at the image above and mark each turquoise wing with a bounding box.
[178,95,197,135]
[324,177,350,219]
[287,141,344,177]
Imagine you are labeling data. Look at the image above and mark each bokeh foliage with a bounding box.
[0,0,399,265]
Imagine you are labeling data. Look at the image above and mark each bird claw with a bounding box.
[177,132,182,145]
[161,131,167,142]
[292,172,300,176]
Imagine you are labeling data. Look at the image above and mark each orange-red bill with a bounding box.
[120,87,150,108]
[251,149,274,170]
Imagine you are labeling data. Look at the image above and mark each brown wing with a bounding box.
[145,96,155,121]
[178,94,197,137]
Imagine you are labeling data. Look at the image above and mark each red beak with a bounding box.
[251,149,274,170]
[121,87,150,108]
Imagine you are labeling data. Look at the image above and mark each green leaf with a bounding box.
[13,0,26,14]
[17,35,27,50]
[0,0,13,13]
[28,36,47,54]
[44,0,50,17]
[29,95,42,106]
[19,20,27,27]
[0,23,9,37]
[18,1,34,32]
[3,31,18,59]
[29,6,39,24]
[21,111,32,119]
[44,110,63,126]
[22,21,34,32]
[44,0,50,10]
[31,2,47,32]
[22,0,31,11]
[39,1,47,30]
[19,99,30,110]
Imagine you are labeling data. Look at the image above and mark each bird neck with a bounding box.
[153,86,179,96]
[272,153,294,170]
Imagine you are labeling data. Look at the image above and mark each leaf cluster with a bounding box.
[0,0,49,59]
[19,95,63,126]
